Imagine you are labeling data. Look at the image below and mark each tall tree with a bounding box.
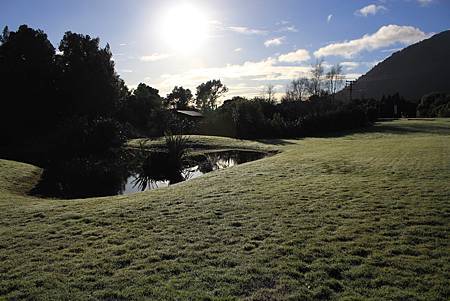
[284,78,310,102]
[166,86,193,109]
[0,25,57,144]
[309,59,325,97]
[118,83,163,132]
[0,26,9,44]
[133,83,160,101]
[57,32,124,118]
[195,79,228,112]
[262,84,277,104]
[326,63,343,98]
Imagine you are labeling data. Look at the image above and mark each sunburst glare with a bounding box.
[159,3,209,54]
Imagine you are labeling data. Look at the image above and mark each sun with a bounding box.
[160,3,209,54]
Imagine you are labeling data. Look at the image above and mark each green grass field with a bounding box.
[1,119,449,300]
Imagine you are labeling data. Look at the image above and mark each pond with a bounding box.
[32,150,269,199]
[123,150,267,194]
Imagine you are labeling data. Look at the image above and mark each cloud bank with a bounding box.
[355,4,387,17]
[264,36,285,47]
[278,49,311,63]
[140,53,172,62]
[228,26,267,35]
[314,25,429,58]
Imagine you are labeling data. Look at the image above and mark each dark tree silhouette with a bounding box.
[0,25,129,163]
[283,78,310,102]
[57,32,126,118]
[133,83,160,101]
[198,95,374,139]
[165,86,193,109]
[417,92,450,117]
[0,26,10,43]
[117,83,165,135]
[309,59,325,97]
[0,25,58,145]
[195,79,228,112]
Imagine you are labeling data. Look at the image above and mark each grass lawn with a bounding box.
[1,119,449,300]
[127,135,280,155]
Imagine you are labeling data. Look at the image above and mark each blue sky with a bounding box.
[1,0,449,98]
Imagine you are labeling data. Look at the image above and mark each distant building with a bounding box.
[175,110,203,119]
[170,109,204,133]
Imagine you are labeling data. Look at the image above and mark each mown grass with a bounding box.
[127,135,281,154]
[1,119,449,300]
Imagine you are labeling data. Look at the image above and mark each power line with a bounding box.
[345,80,356,101]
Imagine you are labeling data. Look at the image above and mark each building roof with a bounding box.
[176,110,203,117]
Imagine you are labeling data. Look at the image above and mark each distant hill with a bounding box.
[337,30,450,101]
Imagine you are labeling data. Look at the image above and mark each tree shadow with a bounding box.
[256,139,296,145]
[367,122,450,135]
[309,120,450,138]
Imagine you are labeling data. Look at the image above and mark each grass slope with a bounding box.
[127,135,280,154]
[1,119,449,300]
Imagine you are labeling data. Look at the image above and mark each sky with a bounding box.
[1,0,449,99]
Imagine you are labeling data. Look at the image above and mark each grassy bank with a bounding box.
[127,135,280,154]
[1,119,449,300]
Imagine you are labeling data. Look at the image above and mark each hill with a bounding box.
[1,119,449,299]
[338,30,450,101]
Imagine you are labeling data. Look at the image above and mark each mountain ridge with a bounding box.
[337,30,450,101]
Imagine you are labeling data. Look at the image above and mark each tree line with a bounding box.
[417,92,450,117]
[0,25,228,162]
[0,25,389,163]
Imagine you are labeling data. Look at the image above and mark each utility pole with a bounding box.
[345,80,356,101]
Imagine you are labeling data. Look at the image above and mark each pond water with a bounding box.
[123,151,266,194]
[32,150,268,199]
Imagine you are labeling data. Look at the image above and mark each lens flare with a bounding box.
[160,3,209,54]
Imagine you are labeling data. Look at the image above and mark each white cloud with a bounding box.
[119,43,127,46]
[417,0,433,6]
[209,20,222,25]
[153,55,370,99]
[227,83,286,100]
[156,58,312,95]
[264,36,285,47]
[355,4,387,17]
[381,47,403,53]
[314,25,429,58]
[121,69,133,73]
[227,83,267,98]
[340,61,380,70]
[127,84,139,90]
[140,53,172,62]
[344,73,362,80]
[340,61,360,70]
[234,48,243,52]
[365,61,381,68]
[278,49,311,63]
[228,26,268,35]
[278,25,298,32]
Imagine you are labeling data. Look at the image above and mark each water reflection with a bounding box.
[123,150,266,194]
[32,150,268,198]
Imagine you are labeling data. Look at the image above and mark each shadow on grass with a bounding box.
[256,139,296,146]
[302,120,450,139]
[368,121,450,136]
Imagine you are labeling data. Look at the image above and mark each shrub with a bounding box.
[417,92,450,117]
[198,96,372,139]
[53,117,125,159]
[32,151,130,198]
[132,134,191,189]
[164,133,190,171]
